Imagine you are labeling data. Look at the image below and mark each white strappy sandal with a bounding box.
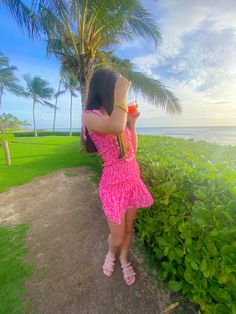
[121,262,136,285]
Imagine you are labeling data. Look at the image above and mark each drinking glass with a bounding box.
[127,96,138,114]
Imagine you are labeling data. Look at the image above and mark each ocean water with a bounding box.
[40,126,236,146]
[136,126,236,146]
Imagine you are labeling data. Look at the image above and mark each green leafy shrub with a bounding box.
[135,135,236,314]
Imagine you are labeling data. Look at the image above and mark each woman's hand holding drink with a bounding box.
[114,75,140,126]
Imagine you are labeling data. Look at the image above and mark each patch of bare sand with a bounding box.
[0,167,197,314]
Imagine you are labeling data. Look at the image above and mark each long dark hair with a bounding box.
[81,67,130,158]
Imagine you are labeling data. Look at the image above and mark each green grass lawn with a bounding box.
[0,135,102,193]
[0,135,102,313]
[0,224,34,314]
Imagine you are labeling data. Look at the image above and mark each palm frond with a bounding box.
[125,70,182,115]
[23,73,33,93]
[1,0,41,38]
[99,55,182,115]
[71,91,78,97]
[39,5,65,38]
[54,89,66,97]
[37,99,56,109]
[0,51,10,68]
[23,74,54,100]
[125,4,161,47]
[4,82,26,97]
[63,17,79,59]
[87,0,161,47]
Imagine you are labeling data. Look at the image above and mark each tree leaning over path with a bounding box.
[23,74,55,137]
[0,51,25,113]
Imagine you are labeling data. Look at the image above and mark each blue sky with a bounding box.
[0,0,236,128]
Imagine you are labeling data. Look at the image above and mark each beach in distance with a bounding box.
[40,125,236,146]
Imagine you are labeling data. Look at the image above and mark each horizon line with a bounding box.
[32,125,236,130]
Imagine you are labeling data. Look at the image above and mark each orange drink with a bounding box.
[128,105,138,113]
[128,97,138,113]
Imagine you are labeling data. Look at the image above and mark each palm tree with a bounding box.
[52,78,62,132]
[55,71,80,136]
[0,51,25,112]
[41,0,180,112]
[2,0,182,140]
[23,74,55,137]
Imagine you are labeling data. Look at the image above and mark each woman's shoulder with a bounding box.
[83,109,107,135]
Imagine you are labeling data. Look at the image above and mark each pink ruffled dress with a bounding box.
[82,109,154,224]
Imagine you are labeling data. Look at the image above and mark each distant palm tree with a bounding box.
[0,51,25,112]
[23,74,55,137]
[55,71,80,136]
[52,78,62,132]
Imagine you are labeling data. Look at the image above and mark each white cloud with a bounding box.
[132,0,236,126]
[132,53,163,75]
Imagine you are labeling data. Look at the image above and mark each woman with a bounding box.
[82,68,154,286]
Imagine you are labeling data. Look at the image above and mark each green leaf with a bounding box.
[156,236,167,247]
[229,187,236,197]
[196,217,208,227]
[168,280,182,292]
[200,259,208,272]
[164,246,169,256]
[214,304,230,314]
[190,260,199,270]
[217,272,229,284]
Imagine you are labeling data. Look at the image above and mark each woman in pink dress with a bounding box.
[82,68,154,286]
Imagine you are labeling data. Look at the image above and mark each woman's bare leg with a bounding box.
[119,208,137,284]
[107,213,126,253]
[103,213,126,276]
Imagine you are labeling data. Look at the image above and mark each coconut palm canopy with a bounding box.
[54,70,80,135]
[23,73,55,107]
[23,73,55,136]
[2,0,182,115]
[0,51,25,112]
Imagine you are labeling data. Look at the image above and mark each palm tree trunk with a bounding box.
[33,99,37,137]
[0,85,3,113]
[79,57,92,147]
[53,96,58,132]
[80,82,87,111]
[80,56,87,111]
[79,80,88,148]
[53,80,62,131]
[69,92,72,136]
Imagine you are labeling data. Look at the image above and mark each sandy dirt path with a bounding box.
[0,167,196,314]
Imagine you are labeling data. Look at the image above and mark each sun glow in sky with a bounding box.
[0,0,236,128]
